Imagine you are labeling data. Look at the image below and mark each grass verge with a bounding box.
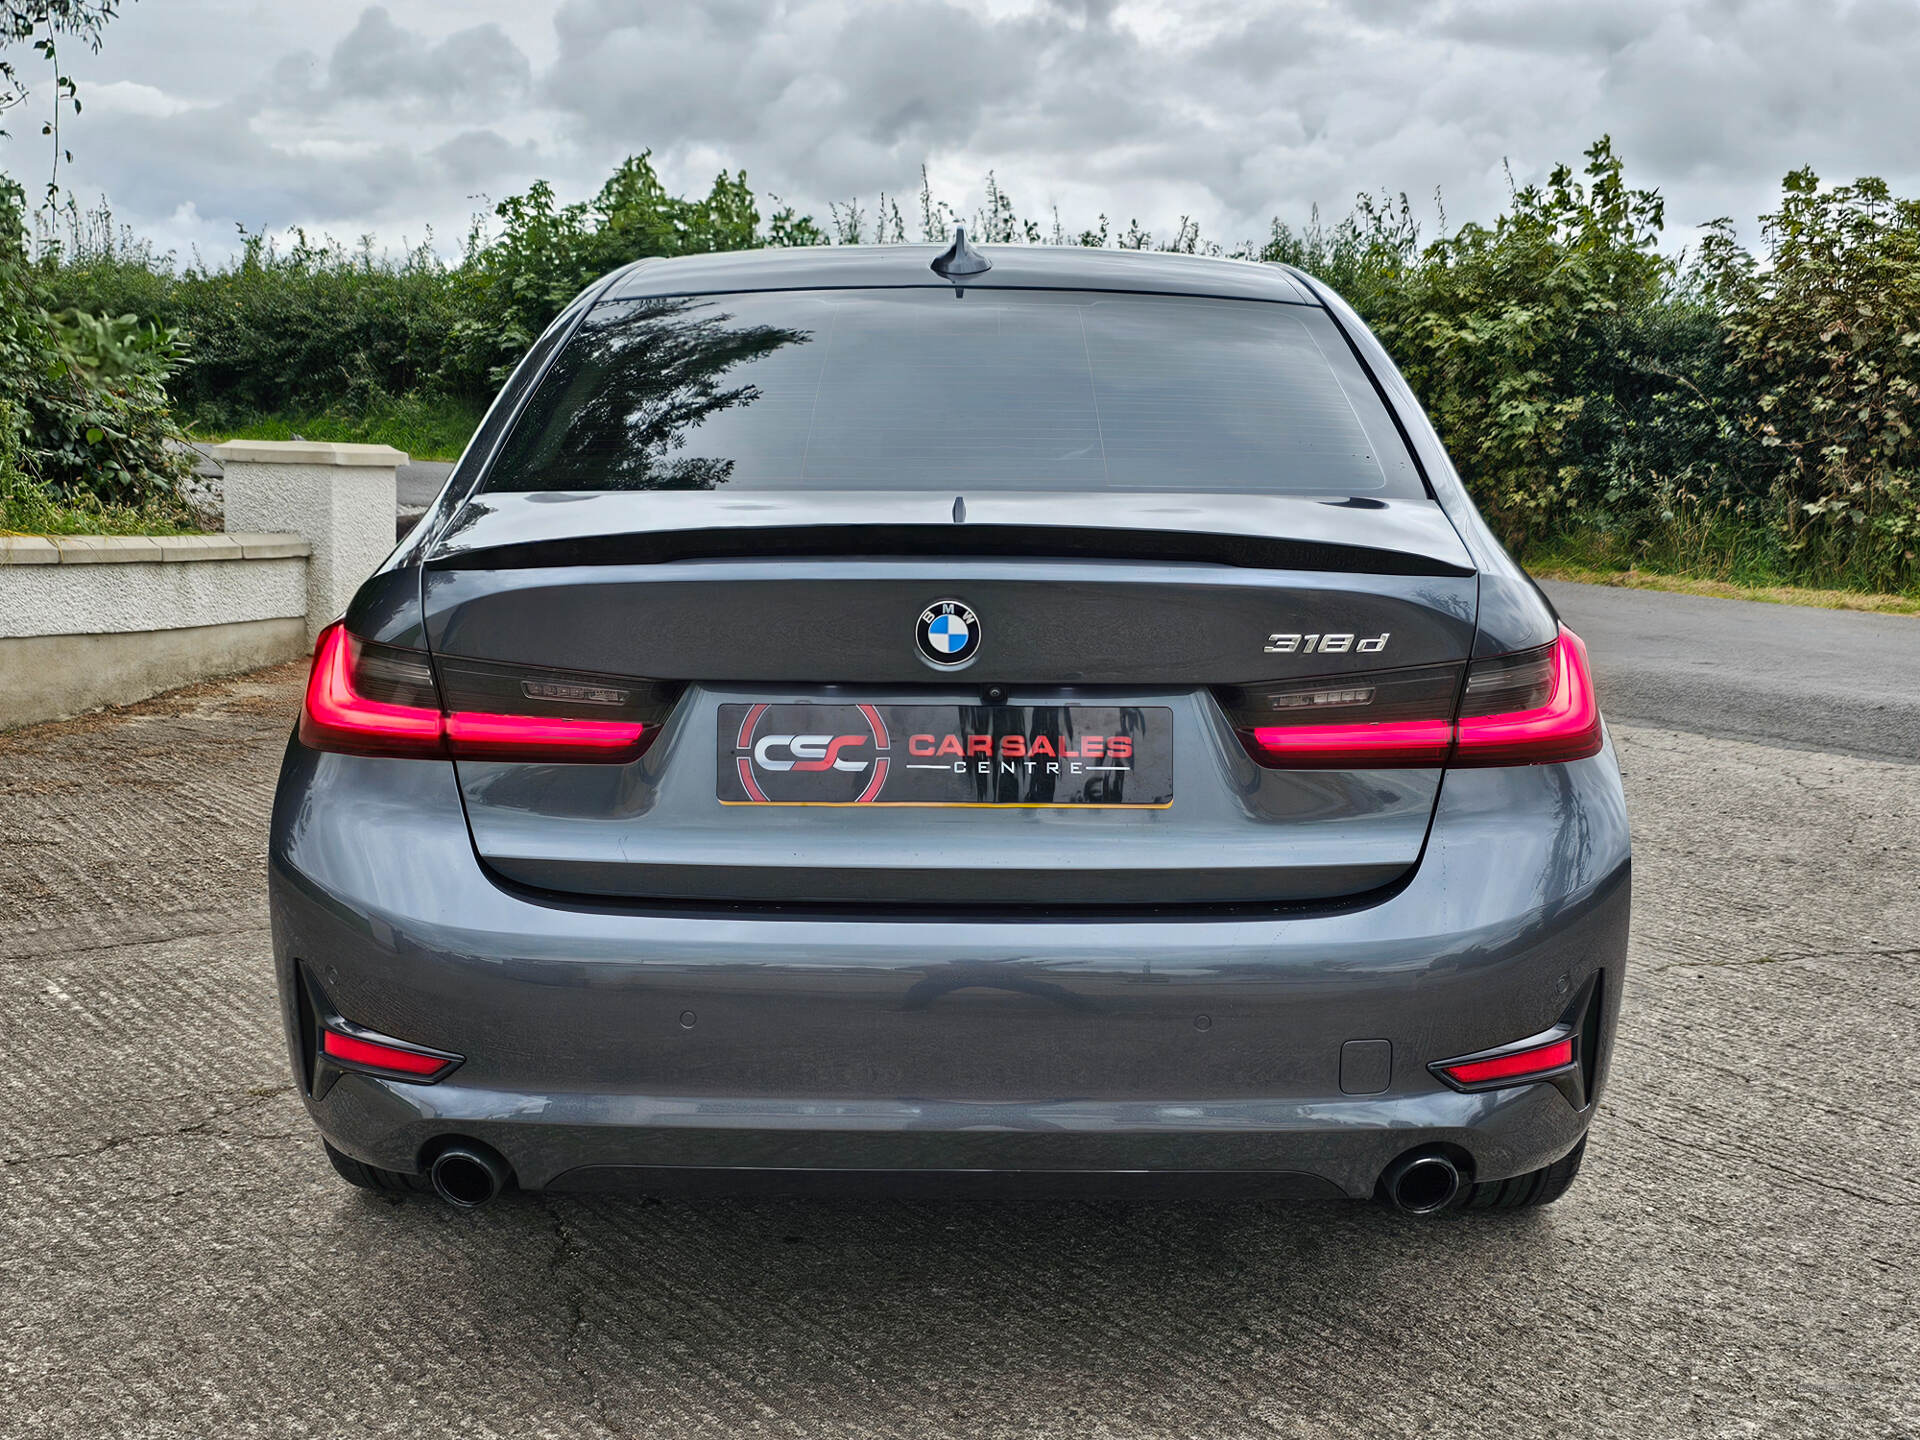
[188,393,483,462]
[1529,563,1920,616]
[1,486,204,537]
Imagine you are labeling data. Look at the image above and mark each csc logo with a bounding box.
[752,733,871,773]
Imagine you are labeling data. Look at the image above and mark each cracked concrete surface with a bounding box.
[1,664,1917,1438]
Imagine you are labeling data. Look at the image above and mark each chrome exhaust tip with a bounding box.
[428,1141,512,1209]
[1381,1149,1464,1215]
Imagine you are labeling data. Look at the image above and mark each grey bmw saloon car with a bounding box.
[270,231,1628,1215]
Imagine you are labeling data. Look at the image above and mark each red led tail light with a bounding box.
[1233,625,1605,770]
[1453,626,1604,768]
[299,622,659,764]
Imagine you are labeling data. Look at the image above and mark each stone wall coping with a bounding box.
[208,440,409,467]
[0,532,310,565]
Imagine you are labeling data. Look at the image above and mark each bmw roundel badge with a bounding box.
[916,600,980,668]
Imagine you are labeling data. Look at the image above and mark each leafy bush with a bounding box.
[441,153,761,391]
[1353,141,1683,548]
[1698,171,1920,587]
[15,142,1920,590]
[1,174,192,531]
[37,204,461,421]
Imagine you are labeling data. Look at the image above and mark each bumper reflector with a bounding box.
[321,1028,459,1081]
[1439,1036,1575,1087]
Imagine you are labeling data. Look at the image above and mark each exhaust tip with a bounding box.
[429,1141,512,1209]
[1381,1149,1464,1215]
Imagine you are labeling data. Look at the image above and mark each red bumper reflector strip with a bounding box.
[322,1029,453,1078]
[1442,1037,1574,1086]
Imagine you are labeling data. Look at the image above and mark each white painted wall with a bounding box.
[0,546,308,639]
[213,441,403,639]
[0,440,401,725]
[0,535,315,726]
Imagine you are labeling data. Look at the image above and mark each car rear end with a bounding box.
[268,250,1629,1210]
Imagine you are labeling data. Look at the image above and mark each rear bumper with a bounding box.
[311,1074,1590,1200]
[269,735,1631,1200]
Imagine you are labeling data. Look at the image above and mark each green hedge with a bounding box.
[1,177,194,533]
[15,142,1920,591]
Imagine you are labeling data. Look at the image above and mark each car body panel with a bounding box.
[270,731,1629,1196]
[599,243,1318,305]
[271,246,1630,1202]
[454,682,1440,905]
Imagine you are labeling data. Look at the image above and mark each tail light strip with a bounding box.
[305,618,1602,771]
[301,623,445,758]
[1249,718,1454,768]
[300,622,654,764]
[1243,625,1603,770]
[1454,626,1603,767]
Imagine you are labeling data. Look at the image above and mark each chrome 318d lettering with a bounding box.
[1264,632,1390,655]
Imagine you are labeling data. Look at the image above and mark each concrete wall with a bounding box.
[0,620,307,728]
[1,440,404,729]
[214,441,402,640]
[0,534,312,729]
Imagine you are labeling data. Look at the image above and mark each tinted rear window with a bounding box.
[481,288,1421,498]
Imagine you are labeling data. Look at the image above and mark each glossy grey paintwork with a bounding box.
[269,731,1628,1195]
[460,681,1437,905]
[421,556,1476,685]
[273,244,1628,1197]
[427,490,1475,573]
[600,243,1318,306]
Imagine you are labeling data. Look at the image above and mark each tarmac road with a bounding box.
[395,458,455,508]
[1544,580,1920,764]
[1,590,1917,1438]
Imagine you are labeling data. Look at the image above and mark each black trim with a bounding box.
[299,964,465,1091]
[425,523,1474,577]
[1427,974,1601,1110]
[472,849,1422,923]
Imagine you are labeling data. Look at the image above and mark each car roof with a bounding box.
[598,243,1318,306]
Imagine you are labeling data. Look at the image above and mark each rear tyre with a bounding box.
[1459,1136,1588,1211]
[323,1140,430,1195]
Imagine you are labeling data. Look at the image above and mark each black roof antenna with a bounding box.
[930,224,991,280]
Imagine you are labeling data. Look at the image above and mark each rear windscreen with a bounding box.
[480,287,1422,498]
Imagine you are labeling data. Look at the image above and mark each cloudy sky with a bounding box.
[5,0,1914,264]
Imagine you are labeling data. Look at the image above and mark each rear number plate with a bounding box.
[718,704,1173,807]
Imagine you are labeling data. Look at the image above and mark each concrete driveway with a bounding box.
[2,588,1916,1438]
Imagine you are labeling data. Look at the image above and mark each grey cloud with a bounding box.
[78,98,431,234]
[324,6,532,111]
[539,0,1191,205]
[432,128,541,187]
[46,0,1920,266]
